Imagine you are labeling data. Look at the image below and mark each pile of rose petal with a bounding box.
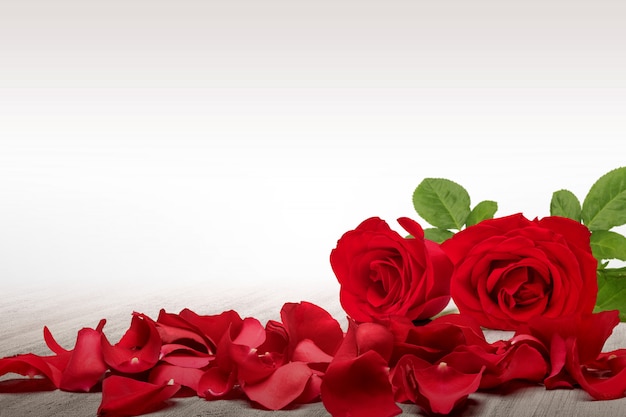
[2,302,626,417]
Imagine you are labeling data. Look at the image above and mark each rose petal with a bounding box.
[242,361,313,410]
[566,339,626,400]
[101,313,161,374]
[98,375,180,417]
[149,363,205,392]
[394,314,488,364]
[178,308,243,353]
[0,354,63,389]
[59,327,108,392]
[292,339,335,364]
[355,322,394,362]
[197,366,235,398]
[1,321,108,393]
[295,372,323,404]
[443,342,548,389]
[524,311,619,365]
[232,317,266,348]
[159,344,213,368]
[280,302,343,357]
[321,350,401,417]
[397,354,483,415]
[154,310,211,352]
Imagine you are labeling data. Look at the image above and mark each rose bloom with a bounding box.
[442,214,598,330]
[330,217,453,323]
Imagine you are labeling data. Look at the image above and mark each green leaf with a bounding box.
[423,228,455,243]
[582,167,626,230]
[590,230,626,261]
[594,267,626,321]
[412,178,471,230]
[550,189,582,221]
[465,200,498,227]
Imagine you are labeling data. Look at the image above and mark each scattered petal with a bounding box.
[101,314,161,374]
[321,350,401,417]
[397,355,483,415]
[98,375,180,417]
[243,361,313,410]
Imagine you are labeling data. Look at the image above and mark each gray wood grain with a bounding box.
[2,282,626,417]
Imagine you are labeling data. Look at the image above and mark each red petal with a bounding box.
[332,319,359,362]
[101,314,161,374]
[159,344,213,368]
[179,308,243,352]
[280,302,343,358]
[59,327,108,392]
[197,366,235,398]
[397,355,483,415]
[0,354,63,388]
[154,313,210,353]
[223,318,279,384]
[44,326,69,355]
[415,362,483,415]
[242,361,313,410]
[295,372,323,404]
[394,314,488,364]
[443,342,548,389]
[98,375,180,417]
[321,350,401,417]
[525,311,619,365]
[232,317,266,348]
[292,339,334,364]
[397,217,425,240]
[566,339,626,400]
[149,363,204,392]
[355,322,394,362]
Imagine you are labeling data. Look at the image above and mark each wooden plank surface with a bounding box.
[2,281,626,417]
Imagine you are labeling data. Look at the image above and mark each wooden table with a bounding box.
[2,281,626,417]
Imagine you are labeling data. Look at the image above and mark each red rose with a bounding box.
[330,217,453,323]
[442,214,598,330]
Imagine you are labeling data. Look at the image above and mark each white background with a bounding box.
[1,1,625,298]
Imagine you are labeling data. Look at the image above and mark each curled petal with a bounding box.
[524,311,619,365]
[281,302,343,358]
[225,318,277,384]
[230,317,266,348]
[1,321,108,393]
[44,326,69,355]
[59,327,108,392]
[394,314,488,364]
[101,314,161,374]
[242,361,313,410]
[149,363,205,393]
[296,372,323,404]
[154,310,210,353]
[292,339,334,364]
[567,340,626,400]
[0,354,63,389]
[98,375,180,417]
[178,309,243,353]
[443,342,548,389]
[397,355,483,415]
[197,366,236,398]
[159,343,213,368]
